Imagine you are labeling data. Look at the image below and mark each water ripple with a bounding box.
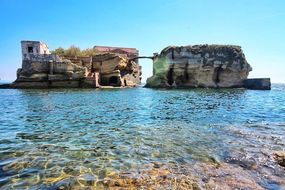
[0,85,285,189]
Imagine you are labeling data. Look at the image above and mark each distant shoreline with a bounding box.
[0,80,13,84]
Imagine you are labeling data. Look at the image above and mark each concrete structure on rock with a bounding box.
[12,41,141,88]
[21,41,50,59]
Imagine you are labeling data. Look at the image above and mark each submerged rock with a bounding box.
[146,45,253,88]
[273,151,285,167]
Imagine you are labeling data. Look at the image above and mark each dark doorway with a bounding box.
[109,76,119,85]
[167,67,174,85]
[213,65,223,84]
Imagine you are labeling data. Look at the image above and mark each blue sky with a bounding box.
[0,0,284,83]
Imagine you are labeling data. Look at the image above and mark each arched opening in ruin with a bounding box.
[109,76,119,85]
[128,56,154,84]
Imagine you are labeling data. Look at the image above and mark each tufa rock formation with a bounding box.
[0,42,270,90]
[11,41,141,88]
[146,45,270,89]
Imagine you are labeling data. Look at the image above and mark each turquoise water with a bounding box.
[0,85,285,189]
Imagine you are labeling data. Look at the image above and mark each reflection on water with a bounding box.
[0,85,285,189]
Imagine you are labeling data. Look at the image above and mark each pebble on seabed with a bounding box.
[273,151,285,167]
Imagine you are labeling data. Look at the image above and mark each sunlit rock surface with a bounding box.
[9,41,141,88]
[146,45,253,88]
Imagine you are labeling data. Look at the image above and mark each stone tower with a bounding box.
[21,41,50,60]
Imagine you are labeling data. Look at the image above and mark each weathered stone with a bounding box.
[10,81,49,88]
[94,45,139,63]
[92,53,141,87]
[12,41,141,88]
[273,151,285,167]
[48,74,70,81]
[82,72,100,88]
[243,78,271,90]
[17,73,48,82]
[49,81,81,88]
[82,78,96,88]
[146,45,252,88]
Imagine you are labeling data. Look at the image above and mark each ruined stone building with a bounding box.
[21,41,50,58]
[13,41,142,88]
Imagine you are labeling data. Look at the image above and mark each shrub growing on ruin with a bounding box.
[64,46,81,57]
[80,48,100,57]
[51,46,101,57]
[51,47,65,56]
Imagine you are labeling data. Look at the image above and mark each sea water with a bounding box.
[0,85,284,189]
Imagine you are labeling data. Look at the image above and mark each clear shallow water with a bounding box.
[0,85,285,189]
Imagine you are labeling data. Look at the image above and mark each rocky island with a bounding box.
[0,42,271,90]
[146,45,271,90]
[5,41,142,88]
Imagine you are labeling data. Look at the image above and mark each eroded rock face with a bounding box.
[91,53,142,87]
[8,41,142,88]
[13,52,141,88]
[16,56,87,83]
[146,45,252,88]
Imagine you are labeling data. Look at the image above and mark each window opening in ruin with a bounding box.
[28,47,33,53]
[109,76,118,85]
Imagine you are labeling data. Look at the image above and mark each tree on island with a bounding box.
[51,46,100,57]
